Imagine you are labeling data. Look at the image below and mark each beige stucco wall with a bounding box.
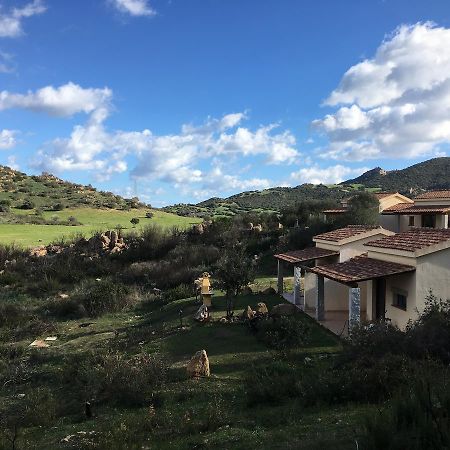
[415,198,450,207]
[379,194,413,212]
[380,215,400,232]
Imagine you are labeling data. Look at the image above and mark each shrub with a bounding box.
[253,316,310,352]
[41,297,86,319]
[362,371,450,450]
[245,359,299,406]
[162,284,192,303]
[72,279,136,317]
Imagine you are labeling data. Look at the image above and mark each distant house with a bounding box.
[274,226,450,334]
[323,192,413,232]
[381,190,450,232]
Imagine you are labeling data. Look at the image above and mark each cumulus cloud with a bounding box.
[110,0,155,17]
[313,23,450,161]
[0,129,17,149]
[0,0,46,38]
[33,101,298,185]
[289,165,369,185]
[0,82,112,117]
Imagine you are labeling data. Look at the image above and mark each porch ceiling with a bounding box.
[274,247,339,264]
[308,254,415,286]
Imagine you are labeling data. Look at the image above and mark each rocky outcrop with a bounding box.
[256,302,268,315]
[186,350,210,378]
[194,304,210,322]
[242,305,255,320]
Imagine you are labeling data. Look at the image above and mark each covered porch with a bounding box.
[274,247,339,308]
[307,255,416,336]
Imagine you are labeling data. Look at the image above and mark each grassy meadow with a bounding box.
[1,287,372,450]
[0,208,201,247]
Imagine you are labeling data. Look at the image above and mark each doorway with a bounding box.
[374,278,386,320]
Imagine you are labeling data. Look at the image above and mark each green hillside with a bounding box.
[164,157,450,218]
[0,167,200,247]
[341,157,450,191]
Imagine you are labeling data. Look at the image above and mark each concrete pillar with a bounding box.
[293,266,304,309]
[316,275,325,321]
[349,287,361,329]
[277,260,284,295]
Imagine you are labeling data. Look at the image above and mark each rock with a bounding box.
[241,286,253,296]
[110,231,118,247]
[194,304,210,322]
[29,339,49,348]
[242,306,255,320]
[58,293,69,299]
[30,246,47,257]
[186,350,210,378]
[253,224,263,232]
[256,302,268,315]
[192,223,204,234]
[270,303,299,317]
[261,287,276,295]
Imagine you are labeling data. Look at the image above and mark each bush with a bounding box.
[253,316,310,352]
[245,359,300,406]
[41,297,87,319]
[72,279,136,317]
[162,284,192,303]
[362,371,450,450]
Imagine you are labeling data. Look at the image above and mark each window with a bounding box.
[408,216,415,227]
[422,214,436,228]
[392,290,407,311]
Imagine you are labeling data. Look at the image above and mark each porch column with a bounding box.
[293,266,304,309]
[315,275,325,321]
[277,260,284,295]
[349,287,361,329]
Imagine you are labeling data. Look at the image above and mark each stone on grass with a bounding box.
[270,303,299,317]
[194,304,209,322]
[186,350,210,378]
[242,306,255,320]
[256,302,268,315]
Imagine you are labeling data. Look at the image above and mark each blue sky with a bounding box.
[1,0,450,206]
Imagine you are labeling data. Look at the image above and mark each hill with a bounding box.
[164,157,450,218]
[341,157,450,191]
[0,166,200,247]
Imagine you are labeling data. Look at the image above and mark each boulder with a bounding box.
[242,305,255,320]
[256,302,268,315]
[30,246,47,257]
[194,304,209,322]
[270,303,299,317]
[186,350,210,378]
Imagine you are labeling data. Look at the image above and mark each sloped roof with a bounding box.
[415,190,450,200]
[382,204,450,215]
[314,225,382,242]
[309,254,415,285]
[365,228,450,252]
[274,247,339,264]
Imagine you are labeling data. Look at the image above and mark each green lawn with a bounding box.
[0,207,201,247]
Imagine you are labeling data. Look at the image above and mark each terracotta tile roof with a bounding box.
[314,225,382,242]
[365,228,450,252]
[274,247,339,264]
[415,190,450,200]
[309,254,415,285]
[323,208,348,214]
[382,204,450,215]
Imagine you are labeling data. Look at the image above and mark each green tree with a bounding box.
[215,244,254,318]
[344,192,379,225]
[130,217,140,227]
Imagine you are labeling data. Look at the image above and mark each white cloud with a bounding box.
[0,50,14,72]
[110,0,155,17]
[7,155,19,170]
[313,23,450,161]
[0,82,112,117]
[33,104,298,186]
[0,129,17,149]
[0,0,46,38]
[289,165,369,185]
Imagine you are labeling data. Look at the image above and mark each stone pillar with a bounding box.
[349,287,361,329]
[277,260,284,295]
[293,266,304,309]
[315,275,325,321]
